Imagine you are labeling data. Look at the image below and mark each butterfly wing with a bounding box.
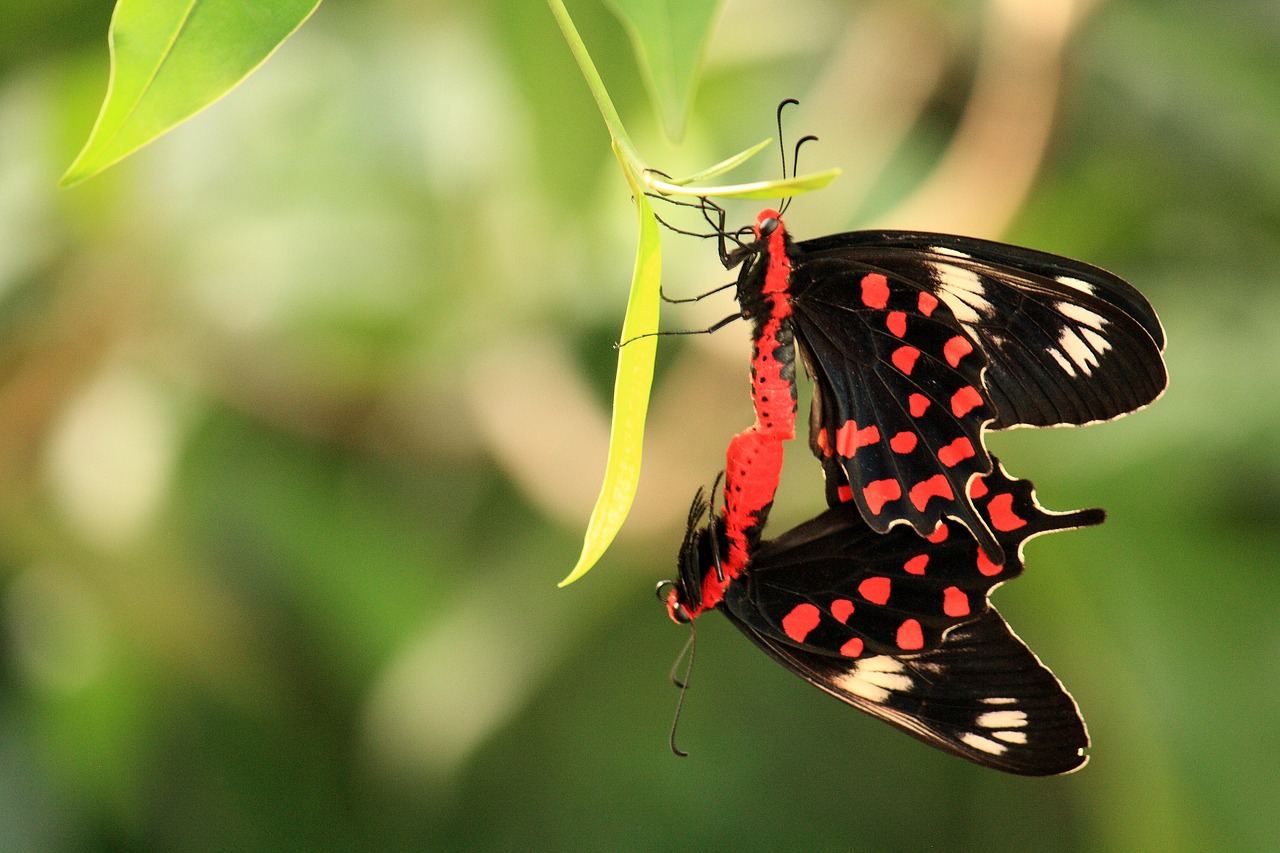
[721,460,1102,660]
[725,607,1090,776]
[786,253,1003,558]
[717,461,1099,775]
[796,231,1168,429]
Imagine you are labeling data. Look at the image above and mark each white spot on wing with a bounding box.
[833,655,913,704]
[1055,301,1108,329]
[976,710,1028,729]
[1058,328,1100,375]
[930,246,971,259]
[930,264,992,325]
[1081,327,1112,355]
[981,697,1017,705]
[1056,275,1097,296]
[994,731,1028,744]
[858,655,906,674]
[960,732,1009,756]
[1049,348,1077,377]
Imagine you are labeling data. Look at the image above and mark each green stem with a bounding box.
[547,0,645,174]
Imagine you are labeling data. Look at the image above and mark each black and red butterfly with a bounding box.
[692,206,1166,565]
[661,459,1101,776]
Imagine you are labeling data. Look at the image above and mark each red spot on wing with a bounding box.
[969,476,989,499]
[781,603,822,643]
[927,522,949,543]
[886,311,907,337]
[863,479,902,514]
[861,273,890,309]
[918,292,939,316]
[909,394,931,417]
[890,431,918,454]
[839,637,864,657]
[904,554,929,575]
[987,492,1028,531]
[943,586,970,617]
[937,436,976,468]
[831,599,855,624]
[815,427,832,456]
[892,346,921,375]
[976,548,1003,576]
[836,421,880,456]
[951,386,984,417]
[896,619,924,650]
[943,335,974,368]
[909,474,954,511]
[836,484,854,503]
[858,576,891,605]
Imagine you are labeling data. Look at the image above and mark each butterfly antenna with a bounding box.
[774,98,801,214]
[779,134,818,216]
[792,134,819,178]
[776,98,800,176]
[668,623,697,757]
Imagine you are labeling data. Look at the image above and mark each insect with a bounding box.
[660,458,1102,776]
[684,205,1166,566]
[648,107,1164,772]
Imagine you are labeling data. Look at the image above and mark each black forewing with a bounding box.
[787,253,1002,558]
[725,608,1090,775]
[795,231,1167,429]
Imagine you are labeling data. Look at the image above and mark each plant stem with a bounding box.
[547,0,645,175]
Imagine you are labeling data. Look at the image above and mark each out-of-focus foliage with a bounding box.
[61,0,323,185]
[0,1,1276,851]
[607,0,721,139]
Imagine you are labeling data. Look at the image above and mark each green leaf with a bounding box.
[559,159,661,587]
[60,0,323,186]
[646,167,842,199]
[659,137,772,186]
[607,0,720,141]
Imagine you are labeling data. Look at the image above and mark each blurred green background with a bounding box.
[1,1,1276,850]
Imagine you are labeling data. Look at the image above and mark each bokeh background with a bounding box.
[1,0,1276,850]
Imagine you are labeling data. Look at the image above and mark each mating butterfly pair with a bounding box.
[659,208,1166,775]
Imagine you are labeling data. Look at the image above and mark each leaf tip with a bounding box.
[58,161,93,188]
[558,533,611,588]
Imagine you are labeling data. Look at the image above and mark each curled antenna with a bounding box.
[774,98,817,215]
[668,624,697,757]
[779,132,820,216]
[792,134,820,178]
[776,98,800,179]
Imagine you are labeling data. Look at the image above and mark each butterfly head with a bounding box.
[660,483,730,624]
[754,209,782,241]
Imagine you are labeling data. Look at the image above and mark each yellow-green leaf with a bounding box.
[607,0,720,141]
[61,0,322,186]
[559,159,661,587]
[646,167,842,200]
[660,138,772,186]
